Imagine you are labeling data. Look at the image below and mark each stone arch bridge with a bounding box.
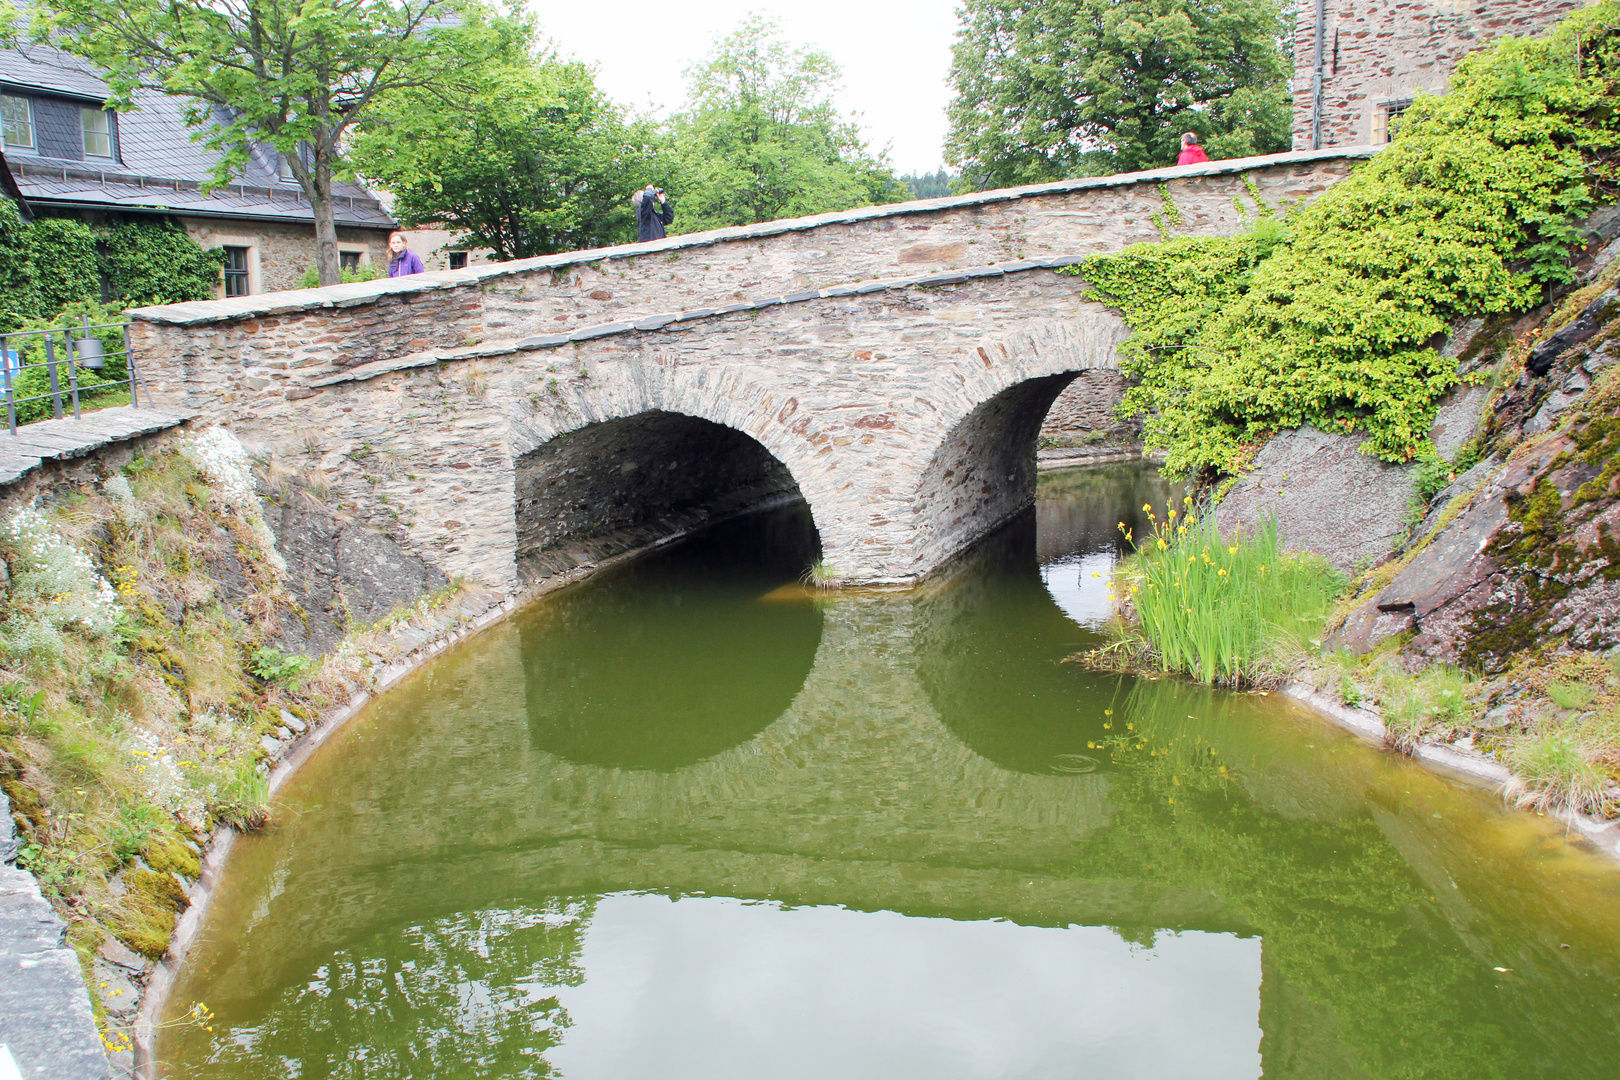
[130,148,1372,592]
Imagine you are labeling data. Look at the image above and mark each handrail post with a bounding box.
[65,327,81,420]
[2,333,14,435]
[45,335,63,420]
[125,319,139,408]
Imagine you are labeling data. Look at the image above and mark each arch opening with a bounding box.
[911,373,1078,576]
[514,409,815,588]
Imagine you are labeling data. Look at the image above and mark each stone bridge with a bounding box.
[129,148,1373,591]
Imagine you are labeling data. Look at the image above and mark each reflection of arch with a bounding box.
[520,505,824,770]
[910,511,1129,774]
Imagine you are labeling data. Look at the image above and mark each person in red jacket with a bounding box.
[1177,132,1210,166]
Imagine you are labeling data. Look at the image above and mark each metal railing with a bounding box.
[1,316,139,435]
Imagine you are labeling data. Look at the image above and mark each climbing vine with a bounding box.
[1071,1,1620,480]
[0,202,225,331]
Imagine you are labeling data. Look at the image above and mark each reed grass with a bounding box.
[1116,501,1343,686]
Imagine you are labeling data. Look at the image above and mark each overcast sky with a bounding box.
[527,0,961,176]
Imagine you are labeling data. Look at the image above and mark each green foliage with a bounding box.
[352,52,660,258]
[299,262,381,290]
[666,16,908,232]
[43,0,524,285]
[248,646,312,687]
[1506,730,1609,814]
[1116,500,1343,684]
[0,210,223,333]
[99,219,227,306]
[945,0,1292,189]
[1546,679,1597,711]
[1076,3,1620,479]
[20,217,100,316]
[899,169,956,200]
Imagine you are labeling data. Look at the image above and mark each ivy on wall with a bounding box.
[1072,1,1620,480]
[0,201,226,332]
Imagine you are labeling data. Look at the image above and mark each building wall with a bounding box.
[180,218,391,295]
[395,226,497,273]
[1291,0,1585,150]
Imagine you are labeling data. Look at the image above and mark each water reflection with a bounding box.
[161,466,1620,1080]
[521,506,822,770]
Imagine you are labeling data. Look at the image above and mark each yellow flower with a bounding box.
[1228,545,1238,555]
[1143,504,1152,513]
[1218,568,1227,577]
[1167,508,1176,519]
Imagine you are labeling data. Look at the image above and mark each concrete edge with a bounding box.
[126,148,1380,328]
[1281,682,1620,864]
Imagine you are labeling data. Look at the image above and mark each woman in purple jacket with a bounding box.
[387,231,425,276]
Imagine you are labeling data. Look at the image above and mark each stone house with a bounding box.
[0,34,396,296]
[1292,0,1586,149]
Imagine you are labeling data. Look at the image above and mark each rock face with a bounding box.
[259,486,449,655]
[1332,303,1620,670]
[1211,427,1418,574]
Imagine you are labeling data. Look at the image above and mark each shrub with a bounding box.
[1115,501,1343,685]
[1071,1,1620,479]
[299,262,382,289]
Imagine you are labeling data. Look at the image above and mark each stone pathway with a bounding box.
[0,406,195,488]
[0,793,109,1079]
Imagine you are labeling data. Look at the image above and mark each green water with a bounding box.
[162,464,1620,1079]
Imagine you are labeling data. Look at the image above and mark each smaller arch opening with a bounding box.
[912,373,1077,575]
[515,410,813,588]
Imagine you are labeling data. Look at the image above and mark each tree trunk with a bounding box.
[311,157,342,287]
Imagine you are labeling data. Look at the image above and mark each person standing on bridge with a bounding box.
[1176,132,1210,166]
[387,231,425,277]
[634,184,675,242]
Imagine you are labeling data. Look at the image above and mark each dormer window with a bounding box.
[1,94,34,151]
[81,107,112,158]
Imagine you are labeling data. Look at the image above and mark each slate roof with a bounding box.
[0,149,28,217]
[0,3,393,229]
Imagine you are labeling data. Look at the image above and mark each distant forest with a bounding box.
[898,170,956,199]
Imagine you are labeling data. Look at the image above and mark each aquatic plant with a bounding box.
[1111,500,1342,685]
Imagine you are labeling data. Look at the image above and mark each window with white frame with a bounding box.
[1,94,34,151]
[81,107,112,158]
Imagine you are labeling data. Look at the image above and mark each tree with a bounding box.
[666,16,907,233]
[40,0,522,284]
[945,0,1293,190]
[351,52,660,259]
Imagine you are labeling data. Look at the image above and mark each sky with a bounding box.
[527,0,962,176]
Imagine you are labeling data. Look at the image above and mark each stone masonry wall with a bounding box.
[1291,0,1582,150]
[181,218,392,295]
[1039,369,1140,448]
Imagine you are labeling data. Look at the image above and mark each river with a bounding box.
[160,463,1620,1079]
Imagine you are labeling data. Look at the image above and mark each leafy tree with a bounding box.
[351,51,661,259]
[899,169,957,200]
[946,0,1293,190]
[666,16,907,233]
[40,0,523,284]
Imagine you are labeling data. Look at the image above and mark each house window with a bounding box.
[81,107,112,158]
[1382,99,1413,143]
[279,151,298,182]
[222,246,251,297]
[0,94,34,151]
[448,251,468,271]
[339,251,361,272]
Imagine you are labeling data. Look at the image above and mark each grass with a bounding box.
[1506,731,1610,815]
[1109,500,1343,686]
